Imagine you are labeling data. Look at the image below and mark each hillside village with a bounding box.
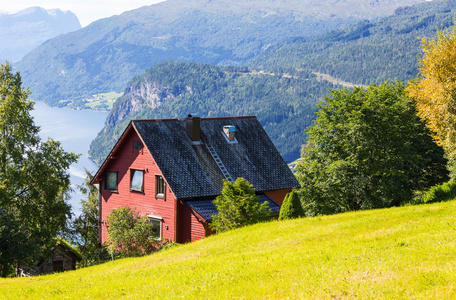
[2,0,456,298]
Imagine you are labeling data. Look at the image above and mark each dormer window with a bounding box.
[130,169,144,192]
[133,141,142,151]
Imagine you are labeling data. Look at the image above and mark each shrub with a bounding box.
[420,181,456,204]
[279,190,304,220]
[210,178,271,233]
[106,207,159,258]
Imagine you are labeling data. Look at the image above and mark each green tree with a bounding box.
[278,190,304,220]
[69,170,108,267]
[0,62,79,276]
[0,212,36,277]
[210,178,271,233]
[296,81,448,216]
[106,207,159,258]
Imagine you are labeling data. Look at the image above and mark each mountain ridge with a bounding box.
[0,7,81,62]
[88,0,456,163]
[16,0,428,105]
[251,0,455,85]
[88,61,338,163]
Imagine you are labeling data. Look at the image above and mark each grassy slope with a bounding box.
[2,200,456,299]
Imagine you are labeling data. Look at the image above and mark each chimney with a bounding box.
[223,125,236,141]
[185,114,201,143]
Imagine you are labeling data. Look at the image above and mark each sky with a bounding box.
[1,0,165,27]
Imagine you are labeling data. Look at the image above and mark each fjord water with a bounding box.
[31,101,108,215]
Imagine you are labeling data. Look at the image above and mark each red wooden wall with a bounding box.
[99,128,177,244]
[177,201,207,243]
[265,189,291,206]
[96,126,290,245]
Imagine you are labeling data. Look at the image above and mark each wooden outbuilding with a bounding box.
[38,241,82,275]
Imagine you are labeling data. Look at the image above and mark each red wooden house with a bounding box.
[91,115,300,244]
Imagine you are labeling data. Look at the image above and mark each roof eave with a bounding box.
[181,200,209,223]
[90,121,135,185]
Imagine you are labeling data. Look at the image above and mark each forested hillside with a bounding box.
[89,62,340,163]
[252,0,455,85]
[88,0,455,164]
[15,0,427,105]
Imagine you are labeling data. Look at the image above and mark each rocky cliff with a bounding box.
[105,80,180,129]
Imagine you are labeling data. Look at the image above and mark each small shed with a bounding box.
[38,241,82,274]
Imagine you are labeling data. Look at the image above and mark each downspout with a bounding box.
[173,187,177,242]
[98,182,103,245]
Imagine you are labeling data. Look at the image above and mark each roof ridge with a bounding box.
[201,116,256,120]
[131,116,256,123]
[132,118,178,123]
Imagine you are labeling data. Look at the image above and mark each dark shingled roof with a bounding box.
[185,194,281,221]
[133,116,299,199]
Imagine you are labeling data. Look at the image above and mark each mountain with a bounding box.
[15,0,428,105]
[88,61,340,163]
[0,7,81,63]
[88,0,456,164]
[89,0,456,163]
[252,0,456,85]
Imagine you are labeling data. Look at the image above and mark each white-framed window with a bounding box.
[130,169,144,192]
[156,175,164,198]
[105,171,118,191]
[148,216,162,240]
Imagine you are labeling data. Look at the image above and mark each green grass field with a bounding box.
[2,200,456,299]
[83,92,123,111]
[55,92,123,111]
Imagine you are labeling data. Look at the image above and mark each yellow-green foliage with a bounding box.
[408,24,456,158]
[2,200,456,299]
